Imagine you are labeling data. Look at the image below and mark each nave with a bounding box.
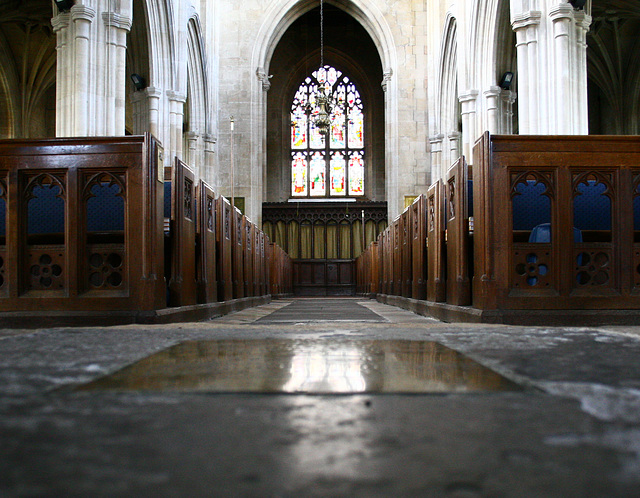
[2,298,640,496]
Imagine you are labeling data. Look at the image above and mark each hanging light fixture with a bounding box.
[314,0,332,136]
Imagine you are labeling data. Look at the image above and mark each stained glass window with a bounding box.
[290,65,365,198]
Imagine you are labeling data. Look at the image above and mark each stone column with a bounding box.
[102,12,132,135]
[484,86,502,134]
[512,10,541,134]
[167,91,187,163]
[70,5,95,136]
[448,131,461,165]
[500,90,517,134]
[459,91,478,162]
[52,13,71,136]
[429,134,444,183]
[203,133,216,187]
[574,10,592,134]
[549,3,574,134]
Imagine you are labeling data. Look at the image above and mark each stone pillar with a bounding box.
[52,13,71,136]
[512,10,541,134]
[459,91,478,162]
[204,133,216,187]
[429,134,444,183]
[574,10,592,135]
[167,91,187,163]
[185,131,199,172]
[448,131,461,165]
[501,90,517,134]
[70,5,95,136]
[549,3,574,134]
[102,12,132,135]
[484,86,502,134]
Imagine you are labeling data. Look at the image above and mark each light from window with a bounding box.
[291,65,364,198]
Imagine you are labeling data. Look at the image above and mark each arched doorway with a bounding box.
[263,4,387,295]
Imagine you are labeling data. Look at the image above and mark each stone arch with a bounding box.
[127,0,179,144]
[264,4,385,207]
[250,0,397,222]
[468,0,517,135]
[436,14,460,179]
[184,14,210,179]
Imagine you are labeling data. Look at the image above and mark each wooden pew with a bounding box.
[426,180,446,302]
[167,159,197,307]
[445,157,471,305]
[232,208,245,299]
[196,180,217,303]
[243,217,254,297]
[411,195,427,300]
[216,196,233,301]
[401,208,412,297]
[0,134,165,312]
[473,132,640,311]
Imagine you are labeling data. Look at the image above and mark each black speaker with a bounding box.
[569,0,586,9]
[54,0,74,12]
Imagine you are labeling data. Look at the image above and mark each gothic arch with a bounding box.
[436,14,460,178]
[184,14,210,179]
[250,0,398,222]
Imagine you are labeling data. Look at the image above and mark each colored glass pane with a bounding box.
[348,152,364,196]
[290,65,364,198]
[331,106,345,149]
[348,108,364,148]
[291,153,307,196]
[309,152,326,196]
[291,109,307,149]
[330,152,346,196]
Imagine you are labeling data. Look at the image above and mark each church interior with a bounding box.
[2,0,640,495]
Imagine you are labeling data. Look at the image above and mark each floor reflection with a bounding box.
[78,340,522,393]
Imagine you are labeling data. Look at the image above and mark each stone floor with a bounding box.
[2,298,640,496]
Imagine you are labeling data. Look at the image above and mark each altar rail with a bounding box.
[357,134,640,323]
[0,135,291,323]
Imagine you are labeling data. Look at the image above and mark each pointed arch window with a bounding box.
[291,65,365,198]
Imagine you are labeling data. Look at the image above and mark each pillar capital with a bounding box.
[549,3,574,23]
[51,12,71,32]
[166,90,187,104]
[70,5,96,23]
[512,11,541,31]
[102,12,132,31]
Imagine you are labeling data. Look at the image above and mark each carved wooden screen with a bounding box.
[196,180,217,303]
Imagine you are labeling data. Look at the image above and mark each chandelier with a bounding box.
[314,0,332,136]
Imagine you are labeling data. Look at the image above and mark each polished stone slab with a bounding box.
[256,299,386,323]
[77,339,522,394]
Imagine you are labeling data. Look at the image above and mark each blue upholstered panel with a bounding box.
[0,199,5,237]
[512,181,551,231]
[634,193,640,231]
[164,182,172,219]
[574,180,611,231]
[28,185,64,235]
[529,223,582,243]
[467,180,473,217]
[87,183,124,232]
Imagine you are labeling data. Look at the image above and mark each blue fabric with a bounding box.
[573,180,611,231]
[512,180,551,231]
[528,223,582,243]
[87,183,124,232]
[467,180,473,217]
[28,185,64,235]
[164,182,172,219]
